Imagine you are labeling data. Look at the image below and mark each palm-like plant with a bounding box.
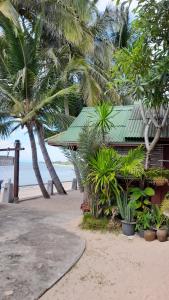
[0,112,13,137]
[87,147,122,217]
[86,145,145,218]
[95,102,114,143]
[0,0,20,27]
[0,0,94,50]
[0,16,75,197]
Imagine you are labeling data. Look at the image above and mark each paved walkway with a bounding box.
[0,191,84,300]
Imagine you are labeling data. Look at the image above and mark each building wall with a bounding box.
[114,144,164,168]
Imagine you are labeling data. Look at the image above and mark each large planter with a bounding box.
[157,228,168,242]
[121,220,136,236]
[144,230,156,241]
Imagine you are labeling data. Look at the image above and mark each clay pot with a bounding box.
[153,177,168,186]
[144,230,156,241]
[157,229,168,242]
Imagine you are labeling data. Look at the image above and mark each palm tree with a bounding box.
[0,0,94,51]
[1,12,113,196]
[0,16,73,197]
[0,112,13,137]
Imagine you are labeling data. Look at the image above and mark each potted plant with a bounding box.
[152,205,168,242]
[117,193,136,236]
[128,187,156,239]
[129,187,154,210]
[153,176,168,186]
[135,210,152,238]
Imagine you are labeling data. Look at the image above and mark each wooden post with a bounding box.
[13,140,20,203]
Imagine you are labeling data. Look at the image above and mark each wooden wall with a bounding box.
[114,144,164,168]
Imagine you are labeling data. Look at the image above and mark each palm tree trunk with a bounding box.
[27,124,50,199]
[36,124,67,195]
[73,162,84,192]
[69,151,84,192]
[64,98,70,116]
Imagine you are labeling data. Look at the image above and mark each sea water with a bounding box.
[0,162,75,186]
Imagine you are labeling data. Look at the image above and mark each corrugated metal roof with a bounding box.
[47,104,169,147]
[47,105,134,146]
[126,105,169,140]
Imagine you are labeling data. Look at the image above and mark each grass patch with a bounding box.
[80,213,109,231]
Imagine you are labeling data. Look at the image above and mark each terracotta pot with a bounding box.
[157,229,168,242]
[153,177,168,186]
[144,230,156,241]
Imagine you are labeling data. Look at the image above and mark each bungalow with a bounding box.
[47,104,169,204]
[48,104,169,170]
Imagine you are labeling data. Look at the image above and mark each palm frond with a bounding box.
[120,145,145,178]
[0,0,20,27]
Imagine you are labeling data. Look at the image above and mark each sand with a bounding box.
[20,191,169,300]
[0,181,72,202]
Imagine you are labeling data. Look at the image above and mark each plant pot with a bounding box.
[121,220,136,236]
[144,230,156,241]
[153,177,168,186]
[157,228,168,242]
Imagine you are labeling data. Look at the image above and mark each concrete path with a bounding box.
[0,191,84,300]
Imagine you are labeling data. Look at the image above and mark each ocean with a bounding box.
[0,162,75,186]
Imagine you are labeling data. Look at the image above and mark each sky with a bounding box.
[0,0,137,163]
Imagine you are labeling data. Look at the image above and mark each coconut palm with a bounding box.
[0,0,94,52]
[0,16,74,197]
[0,113,13,137]
[0,13,113,197]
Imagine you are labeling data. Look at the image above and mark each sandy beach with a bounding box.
[19,191,169,300]
[0,181,72,202]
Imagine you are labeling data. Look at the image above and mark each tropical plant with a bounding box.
[129,187,154,210]
[0,16,72,197]
[159,194,169,217]
[112,0,169,169]
[119,146,145,199]
[116,192,136,222]
[151,205,168,230]
[0,0,20,27]
[145,168,169,181]
[94,103,114,143]
[0,113,13,137]
[86,145,145,218]
[0,0,94,50]
[87,147,122,217]
[135,210,152,232]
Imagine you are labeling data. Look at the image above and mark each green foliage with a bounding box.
[129,187,154,210]
[95,103,114,143]
[145,168,169,180]
[135,210,152,231]
[86,145,145,219]
[87,147,121,217]
[80,213,109,231]
[151,205,168,229]
[161,194,169,217]
[78,125,100,184]
[112,0,169,107]
[120,145,145,179]
[0,113,14,138]
[117,192,136,222]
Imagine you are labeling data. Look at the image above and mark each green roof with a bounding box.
[47,104,169,147]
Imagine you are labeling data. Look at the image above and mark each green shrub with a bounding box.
[80,213,109,231]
